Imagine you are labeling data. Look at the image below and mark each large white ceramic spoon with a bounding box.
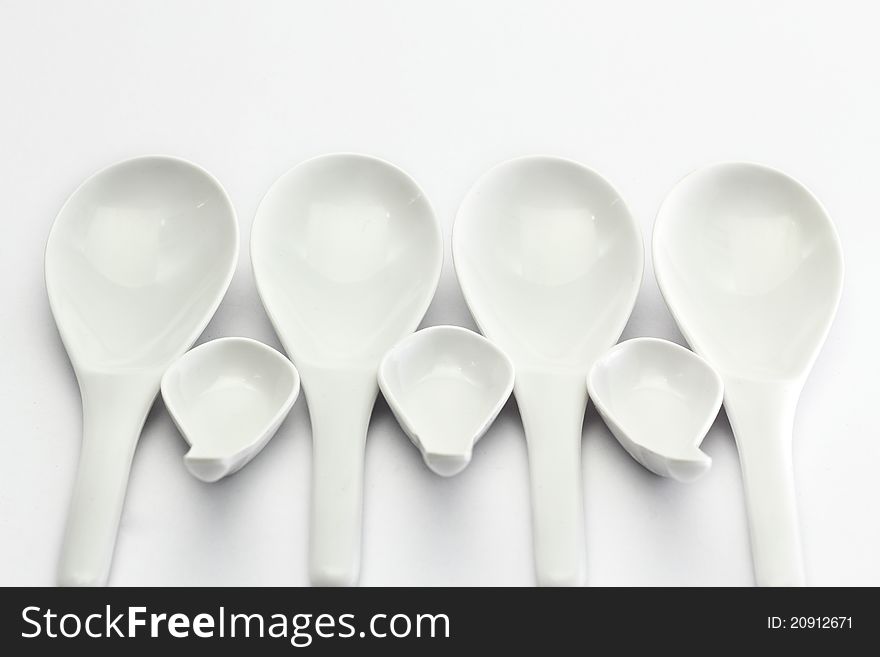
[653,162,844,586]
[46,155,238,586]
[252,153,442,586]
[453,156,643,586]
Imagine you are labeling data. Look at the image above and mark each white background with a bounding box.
[1,0,878,586]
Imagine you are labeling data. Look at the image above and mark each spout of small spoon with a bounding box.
[422,449,473,477]
[664,447,712,483]
[183,447,236,483]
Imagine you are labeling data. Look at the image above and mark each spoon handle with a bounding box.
[515,371,588,587]
[58,373,155,587]
[303,367,377,587]
[725,380,804,587]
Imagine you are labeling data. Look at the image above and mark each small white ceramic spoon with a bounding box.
[161,337,300,483]
[454,156,643,586]
[654,162,844,586]
[46,155,238,586]
[587,338,723,482]
[378,325,514,477]
[252,153,442,586]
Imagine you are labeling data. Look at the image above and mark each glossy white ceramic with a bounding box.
[252,153,442,586]
[161,337,300,483]
[46,155,238,586]
[654,162,844,586]
[453,156,643,586]
[588,338,722,482]
[378,326,514,477]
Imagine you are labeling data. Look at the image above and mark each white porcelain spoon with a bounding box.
[587,337,723,483]
[161,337,300,483]
[46,155,238,586]
[654,162,844,586]
[453,156,643,586]
[252,153,442,586]
[378,325,514,477]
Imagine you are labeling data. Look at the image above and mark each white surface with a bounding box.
[1,0,878,586]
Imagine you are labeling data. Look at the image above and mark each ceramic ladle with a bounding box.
[252,153,442,586]
[453,156,643,586]
[46,155,238,586]
[653,162,844,586]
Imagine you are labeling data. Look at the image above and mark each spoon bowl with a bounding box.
[454,156,643,585]
[587,338,723,482]
[378,325,514,477]
[46,155,238,585]
[161,337,300,483]
[252,153,442,585]
[654,162,844,585]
